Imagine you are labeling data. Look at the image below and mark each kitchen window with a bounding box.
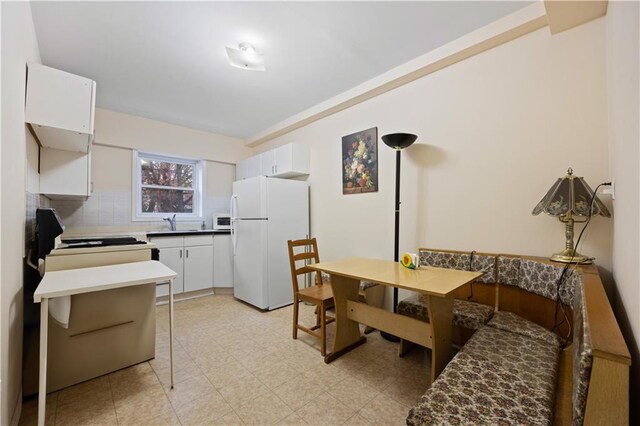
[133,151,203,219]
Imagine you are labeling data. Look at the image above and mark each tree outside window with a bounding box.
[134,151,202,219]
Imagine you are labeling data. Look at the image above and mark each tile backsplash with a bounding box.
[49,191,229,231]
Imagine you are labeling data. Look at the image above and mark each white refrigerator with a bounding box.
[230,176,309,310]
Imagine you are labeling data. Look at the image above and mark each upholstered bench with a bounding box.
[397,249,497,354]
[405,255,621,426]
[398,294,494,331]
[406,323,561,425]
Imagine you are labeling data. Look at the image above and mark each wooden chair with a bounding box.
[287,238,335,356]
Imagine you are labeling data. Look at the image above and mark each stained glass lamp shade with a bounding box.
[532,168,610,264]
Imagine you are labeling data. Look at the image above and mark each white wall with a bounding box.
[50,109,246,233]
[255,19,612,309]
[1,2,41,424]
[94,108,251,164]
[606,0,640,419]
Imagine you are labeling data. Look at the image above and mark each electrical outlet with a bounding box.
[601,179,615,200]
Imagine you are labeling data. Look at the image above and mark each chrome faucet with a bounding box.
[163,214,177,231]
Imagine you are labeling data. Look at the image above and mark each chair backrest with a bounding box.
[287,238,322,295]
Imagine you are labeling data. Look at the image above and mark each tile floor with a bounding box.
[20,295,433,425]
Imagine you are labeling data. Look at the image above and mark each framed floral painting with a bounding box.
[342,127,378,194]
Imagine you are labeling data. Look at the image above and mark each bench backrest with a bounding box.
[420,248,594,425]
[418,248,497,283]
[497,255,581,306]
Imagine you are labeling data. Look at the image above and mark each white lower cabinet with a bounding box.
[184,245,214,292]
[213,234,233,288]
[156,247,185,297]
[150,235,213,298]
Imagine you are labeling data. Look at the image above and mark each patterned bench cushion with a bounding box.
[397,294,494,331]
[572,278,592,426]
[406,326,560,426]
[419,249,497,284]
[487,311,561,348]
[497,256,581,306]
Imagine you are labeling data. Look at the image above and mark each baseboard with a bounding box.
[155,289,214,306]
[213,287,233,295]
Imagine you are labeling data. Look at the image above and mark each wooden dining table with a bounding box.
[307,257,482,382]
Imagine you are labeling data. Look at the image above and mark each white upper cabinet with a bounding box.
[235,158,248,181]
[25,63,96,153]
[272,143,310,178]
[235,143,310,180]
[260,150,276,176]
[246,155,262,178]
[40,147,92,200]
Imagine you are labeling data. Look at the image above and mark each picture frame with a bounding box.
[341,127,378,194]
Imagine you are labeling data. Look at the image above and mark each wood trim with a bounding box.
[582,272,631,364]
[347,300,432,348]
[544,0,608,34]
[554,347,573,425]
[583,357,629,425]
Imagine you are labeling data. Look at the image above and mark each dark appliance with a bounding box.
[36,208,65,260]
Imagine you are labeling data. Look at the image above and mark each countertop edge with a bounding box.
[147,230,231,237]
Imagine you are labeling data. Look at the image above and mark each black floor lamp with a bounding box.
[380,133,417,342]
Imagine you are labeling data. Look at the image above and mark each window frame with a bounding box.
[132,150,204,221]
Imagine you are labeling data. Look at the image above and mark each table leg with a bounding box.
[325,274,366,363]
[427,295,454,382]
[169,278,174,389]
[38,298,49,426]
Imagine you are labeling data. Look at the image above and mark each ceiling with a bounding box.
[30,1,530,139]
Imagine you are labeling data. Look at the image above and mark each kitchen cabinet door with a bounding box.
[25,63,95,153]
[156,247,184,297]
[246,155,262,179]
[213,234,233,288]
[260,150,276,176]
[235,158,248,181]
[183,245,214,292]
[273,143,310,178]
[40,147,92,199]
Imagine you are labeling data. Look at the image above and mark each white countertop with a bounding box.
[34,260,176,302]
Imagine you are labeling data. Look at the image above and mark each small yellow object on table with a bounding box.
[401,253,418,269]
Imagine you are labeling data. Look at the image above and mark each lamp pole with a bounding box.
[381,133,417,342]
[392,148,401,310]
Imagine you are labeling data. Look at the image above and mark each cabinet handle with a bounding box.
[186,249,189,258]
[180,249,182,258]
[275,165,277,174]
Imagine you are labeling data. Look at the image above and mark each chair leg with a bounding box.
[315,305,321,327]
[320,302,327,356]
[292,298,299,340]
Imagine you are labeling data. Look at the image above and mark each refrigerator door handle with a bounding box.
[230,195,238,255]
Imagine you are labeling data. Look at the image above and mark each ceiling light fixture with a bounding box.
[225,42,265,71]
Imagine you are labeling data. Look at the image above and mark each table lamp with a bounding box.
[532,168,610,264]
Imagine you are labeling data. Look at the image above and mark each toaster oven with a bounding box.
[213,214,231,230]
